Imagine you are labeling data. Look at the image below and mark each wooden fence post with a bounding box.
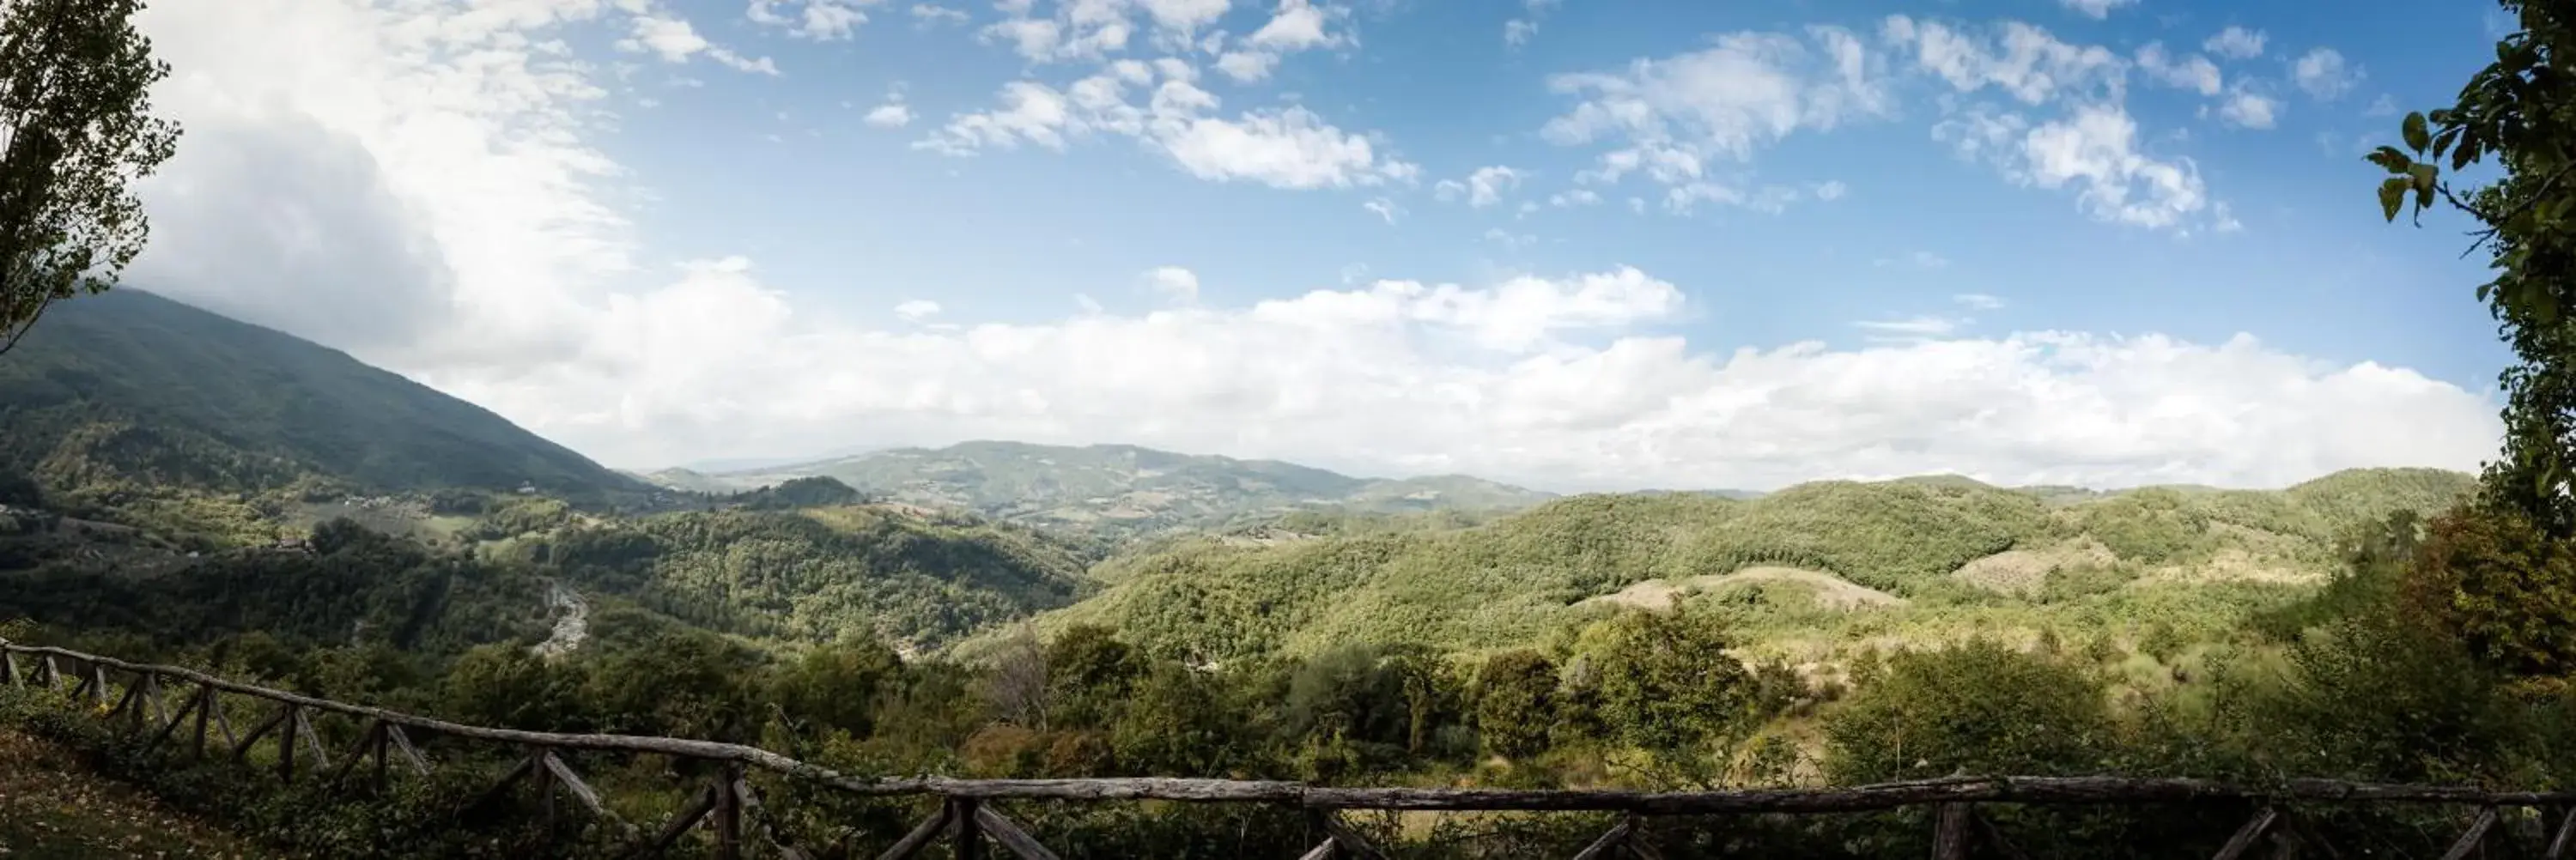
[275,704,300,782]
[713,763,744,860]
[951,797,985,860]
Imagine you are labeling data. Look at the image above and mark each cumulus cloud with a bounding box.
[923,61,1417,190]
[621,13,781,74]
[1934,103,2211,231]
[2057,0,2136,19]
[1543,26,1893,204]
[894,299,942,321]
[1145,266,1200,303]
[2134,43,2221,96]
[1504,0,1561,47]
[1880,16,2124,106]
[2202,26,2265,60]
[2215,87,2279,129]
[747,0,879,40]
[491,267,2500,492]
[866,101,916,127]
[911,3,970,25]
[2292,47,2361,100]
[1435,166,1524,207]
[123,0,2502,494]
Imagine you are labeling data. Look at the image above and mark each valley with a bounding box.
[0,291,2545,858]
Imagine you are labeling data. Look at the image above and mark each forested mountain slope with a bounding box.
[0,291,651,541]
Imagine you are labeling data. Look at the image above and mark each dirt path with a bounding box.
[0,728,273,858]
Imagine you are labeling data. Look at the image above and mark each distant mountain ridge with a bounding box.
[637,440,1559,537]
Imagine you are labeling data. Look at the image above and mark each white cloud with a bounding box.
[895,299,942,321]
[2364,94,2397,117]
[1455,166,1524,207]
[1145,265,1200,303]
[1813,179,1848,201]
[866,101,915,128]
[621,13,781,74]
[1545,26,1893,194]
[748,0,879,40]
[926,64,1417,190]
[1160,107,1414,189]
[1855,315,1962,340]
[1549,189,1603,207]
[122,0,2503,497]
[2057,0,2136,19]
[1936,103,2213,232]
[1212,0,1350,81]
[1215,51,1279,82]
[2292,47,2361,100]
[2202,26,2264,60]
[1953,292,2003,308]
[1362,197,1400,223]
[2215,87,2279,129]
[1245,0,1346,51]
[2135,43,2221,96]
[911,3,971,25]
[1504,0,1560,47]
[419,259,2494,492]
[1878,251,1949,269]
[1880,16,2124,106]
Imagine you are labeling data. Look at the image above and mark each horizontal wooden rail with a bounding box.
[8,639,2575,860]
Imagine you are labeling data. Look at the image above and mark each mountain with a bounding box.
[992,467,2479,663]
[0,291,651,540]
[643,440,1558,538]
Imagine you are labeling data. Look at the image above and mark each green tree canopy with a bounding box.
[0,0,181,354]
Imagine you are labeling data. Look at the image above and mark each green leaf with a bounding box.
[2378,178,2408,221]
[2403,112,2430,152]
[2366,147,2412,175]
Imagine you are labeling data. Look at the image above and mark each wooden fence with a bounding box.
[3,639,2573,860]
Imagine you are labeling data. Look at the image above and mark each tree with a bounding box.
[2368,0,2576,688]
[1473,649,1558,760]
[0,0,181,355]
[1823,640,2111,784]
[2368,1,2576,532]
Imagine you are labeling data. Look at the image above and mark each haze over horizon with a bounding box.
[634,436,2486,497]
[122,0,2512,492]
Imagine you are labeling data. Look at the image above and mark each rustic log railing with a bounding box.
[3,639,2573,859]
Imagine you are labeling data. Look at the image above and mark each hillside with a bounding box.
[0,291,652,541]
[526,500,1099,649]
[1002,467,2479,663]
[642,440,1557,538]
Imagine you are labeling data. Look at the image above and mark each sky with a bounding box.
[118,0,2526,492]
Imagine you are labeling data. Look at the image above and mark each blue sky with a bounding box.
[600,0,2513,379]
[125,0,2518,490]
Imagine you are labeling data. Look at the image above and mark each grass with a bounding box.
[0,727,273,858]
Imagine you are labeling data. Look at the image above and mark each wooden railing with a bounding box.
[3,639,2573,859]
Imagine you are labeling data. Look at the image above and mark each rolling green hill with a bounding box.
[641,440,1558,539]
[997,468,2479,663]
[0,291,653,542]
